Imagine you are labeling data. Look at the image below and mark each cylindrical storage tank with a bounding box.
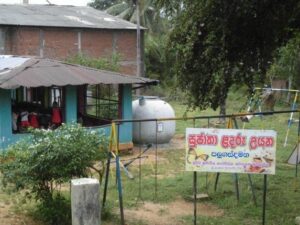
[132,96,176,144]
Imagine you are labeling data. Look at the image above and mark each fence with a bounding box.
[103,109,300,225]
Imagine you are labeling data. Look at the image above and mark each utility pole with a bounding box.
[135,0,141,96]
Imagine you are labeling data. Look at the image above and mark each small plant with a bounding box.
[0,123,108,225]
[66,53,121,72]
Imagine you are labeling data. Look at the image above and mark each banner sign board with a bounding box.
[186,128,276,175]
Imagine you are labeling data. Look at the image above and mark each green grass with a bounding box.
[1,87,300,225]
[101,89,300,225]
[103,147,300,225]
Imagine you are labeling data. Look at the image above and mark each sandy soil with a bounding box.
[0,136,222,225]
[124,198,224,225]
[0,201,39,225]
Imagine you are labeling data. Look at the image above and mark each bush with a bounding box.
[66,53,120,72]
[0,123,108,225]
[34,194,71,225]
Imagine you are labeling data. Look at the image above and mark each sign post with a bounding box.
[193,171,197,225]
[186,128,277,224]
[262,174,267,225]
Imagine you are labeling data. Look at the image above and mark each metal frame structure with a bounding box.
[102,109,300,225]
[245,87,300,146]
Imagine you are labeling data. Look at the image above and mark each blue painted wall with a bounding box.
[0,84,133,149]
[65,86,77,123]
[0,89,13,149]
[119,84,133,142]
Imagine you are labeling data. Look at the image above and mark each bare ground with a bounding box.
[0,201,40,225]
[0,136,222,225]
[124,198,224,225]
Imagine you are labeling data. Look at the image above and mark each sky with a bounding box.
[0,0,92,6]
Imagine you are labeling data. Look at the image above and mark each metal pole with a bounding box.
[116,155,125,225]
[284,92,298,147]
[233,117,257,204]
[214,173,220,191]
[155,120,158,200]
[233,117,242,203]
[193,171,197,225]
[138,121,142,200]
[136,0,141,95]
[116,124,125,225]
[113,109,300,123]
[233,173,240,202]
[255,87,300,93]
[102,152,111,208]
[262,175,267,225]
[296,112,300,178]
[248,174,257,206]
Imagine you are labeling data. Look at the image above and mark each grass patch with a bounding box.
[1,87,300,225]
[101,89,300,225]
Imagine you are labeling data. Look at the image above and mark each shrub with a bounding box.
[0,123,108,225]
[66,53,120,72]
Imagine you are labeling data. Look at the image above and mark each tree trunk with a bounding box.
[286,76,293,102]
[219,98,226,123]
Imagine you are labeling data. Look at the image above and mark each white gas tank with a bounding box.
[132,96,176,144]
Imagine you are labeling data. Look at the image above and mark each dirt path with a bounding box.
[0,136,218,225]
[0,201,39,225]
[124,198,224,225]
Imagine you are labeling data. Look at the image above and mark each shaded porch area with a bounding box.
[0,55,157,149]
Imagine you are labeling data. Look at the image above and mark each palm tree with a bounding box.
[88,0,121,11]
[105,0,166,34]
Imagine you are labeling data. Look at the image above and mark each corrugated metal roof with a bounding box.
[0,55,157,89]
[0,4,141,30]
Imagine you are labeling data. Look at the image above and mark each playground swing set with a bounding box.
[101,97,300,225]
[240,87,299,147]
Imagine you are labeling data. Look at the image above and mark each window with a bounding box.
[13,86,63,108]
[11,86,64,132]
[82,84,121,125]
[50,87,63,107]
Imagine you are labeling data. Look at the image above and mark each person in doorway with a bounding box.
[20,108,30,132]
[29,111,39,128]
[51,101,62,129]
[12,107,19,133]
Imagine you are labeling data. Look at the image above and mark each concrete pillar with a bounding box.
[0,28,6,54]
[77,31,82,53]
[39,29,44,57]
[119,84,132,143]
[0,89,12,149]
[65,86,77,123]
[295,216,300,225]
[71,178,101,225]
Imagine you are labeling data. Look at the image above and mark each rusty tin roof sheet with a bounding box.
[0,55,157,89]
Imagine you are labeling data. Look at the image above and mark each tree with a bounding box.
[0,124,107,225]
[268,32,300,91]
[90,0,166,34]
[88,0,121,11]
[89,0,171,86]
[155,0,300,112]
[144,34,175,81]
